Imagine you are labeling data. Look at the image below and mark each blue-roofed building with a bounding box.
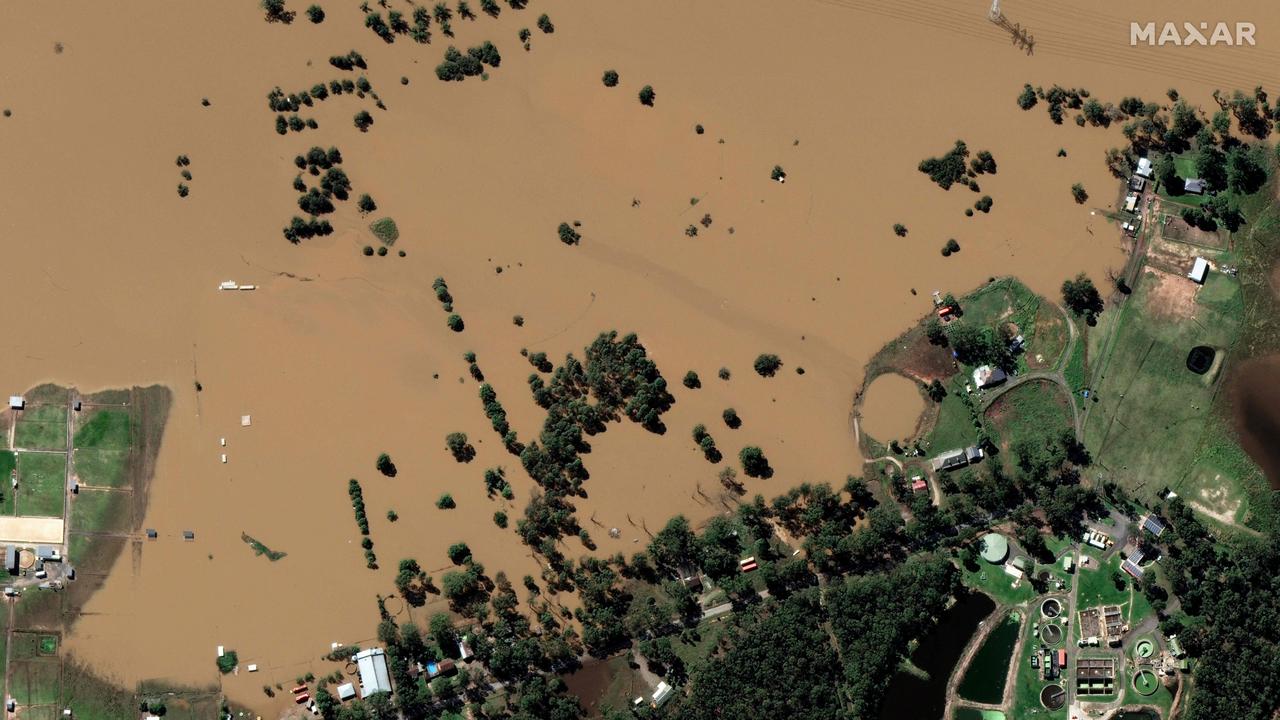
[1141,513,1166,537]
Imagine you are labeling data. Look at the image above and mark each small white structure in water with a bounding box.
[1188,257,1209,284]
[241,415,252,427]
[8,396,23,410]
[218,281,240,291]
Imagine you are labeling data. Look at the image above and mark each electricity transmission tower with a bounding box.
[987,0,1035,55]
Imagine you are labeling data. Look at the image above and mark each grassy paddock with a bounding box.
[9,659,60,706]
[1076,552,1130,610]
[73,408,131,451]
[72,449,129,488]
[1082,267,1242,503]
[984,380,1073,468]
[17,453,66,518]
[70,489,131,534]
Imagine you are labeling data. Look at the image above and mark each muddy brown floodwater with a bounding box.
[1230,355,1280,487]
[0,0,1277,712]
[860,374,926,443]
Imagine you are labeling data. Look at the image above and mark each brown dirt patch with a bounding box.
[869,322,957,385]
[1159,212,1227,249]
[1140,268,1199,322]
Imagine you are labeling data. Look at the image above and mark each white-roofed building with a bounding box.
[1188,257,1209,284]
[354,647,393,697]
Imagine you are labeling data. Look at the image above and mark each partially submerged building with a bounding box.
[354,648,393,698]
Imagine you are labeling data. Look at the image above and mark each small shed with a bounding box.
[8,396,23,410]
[146,529,158,540]
[1128,175,1146,192]
[1188,257,1209,284]
[336,683,357,702]
[182,530,195,541]
[910,476,928,494]
[1183,178,1206,194]
[1136,157,1153,179]
[456,637,474,661]
[3,546,15,573]
[1123,192,1140,212]
[35,546,59,562]
[965,446,984,463]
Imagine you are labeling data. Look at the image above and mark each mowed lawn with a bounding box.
[70,489,131,534]
[17,453,66,518]
[14,406,67,451]
[1082,268,1243,503]
[1076,551,1131,610]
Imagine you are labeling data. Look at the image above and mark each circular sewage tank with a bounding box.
[1132,668,1160,696]
[1040,624,1063,645]
[1040,598,1062,618]
[980,533,1009,564]
[1040,684,1066,710]
[1135,639,1154,658]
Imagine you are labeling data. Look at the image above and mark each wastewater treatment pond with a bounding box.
[957,611,1021,704]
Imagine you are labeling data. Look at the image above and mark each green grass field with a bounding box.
[73,409,131,451]
[1027,303,1069,370]
[9,660,60,705]
[925,385,981,453]
[14,409,66,451]
[70,489,131,534]
[73,450,129,488]
[1082,267,1243,503]
[16,453,66,518]
[1076,552,1131,610]
[985,380,1073,468]
[0,451,15,516]
[959,560,1035,606]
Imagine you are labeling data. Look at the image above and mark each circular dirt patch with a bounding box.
[1041,684,1066,710]
[1040,624,1063,645]
[1133,668,1159,696]
[1136,639,1154,658]
[18,549,35,570]
[860,373,926,442]
[1041,598,1062,618]
[1187,346,1215,375]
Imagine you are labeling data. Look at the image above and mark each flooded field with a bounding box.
[1231,355,1280,486]
[860,373,925,443]
[0,0,1274,711]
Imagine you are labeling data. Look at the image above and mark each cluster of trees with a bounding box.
[921,139,988,190]
[1155,497,1280,720]
[260,0,295,23]
[536,13,554,32]
[738,446,771,478]
[691,424,721,463]
[515,332,673,558]
[376,452,396,477]
[284,147,349,242]
[275,113,317,135]
[395,558,434,606]
[436,42,501,81]
[941,238,960,256]
[682,370,700,389]
[1061,273,1103,321]
[557,222,581,245]
[479,383,523,455]
[282,215,333,244]
[639,85,656,107]
[753,353,782,377]
[445,432,476,463]
[482,467,513,498]
[348,479,377,569]
[1017,84,1090,125]
[329,50,367,71]
[945,321,1014,369]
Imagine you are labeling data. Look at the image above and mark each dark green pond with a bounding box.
[956,612,1021,704]
[878,591,996,720]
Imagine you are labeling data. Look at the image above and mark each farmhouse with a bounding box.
[1135,157,1153,179]
[1123,192,1140,212]
[910,476,928,494]
[930,448,968,472]
[972,365,1007,389]
[1128,175,1146,192]
[1183,178,1206,194]
[354,647,393,698]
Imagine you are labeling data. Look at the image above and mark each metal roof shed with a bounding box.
[354,647,392,698]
